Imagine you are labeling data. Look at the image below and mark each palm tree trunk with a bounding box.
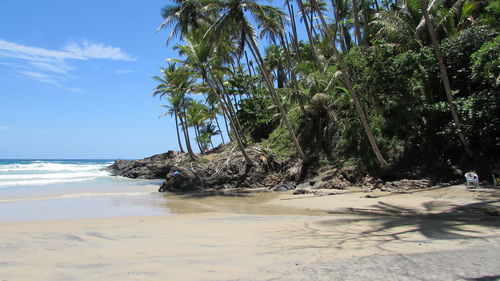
[420,0,473,159]
[297,0,322,70]
[174,112,185,153]
[244,51,253,76]
[312,0,389,168]
[203,72,253,165]
[286,1,302,60]
[244,32,308,162]
[194,124,204,153]
[330,0,346,52]
[222,110,232,141]
[352,0,363,46]
[214,114,225,144]
[213,73,247,143]
[179,114,198,160]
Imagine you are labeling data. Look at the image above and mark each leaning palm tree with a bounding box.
[311,0,389,168]
[171,28,254,164]
[419,0,473,159]
[207,0,308,161]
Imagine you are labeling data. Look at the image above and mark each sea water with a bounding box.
[0,160,169,222]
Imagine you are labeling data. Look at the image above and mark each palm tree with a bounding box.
[186,99,210,153]
[207,0,308,161]
[153,63,199,160]
[199,123,221,150]
[311,0,389,168]
[158,0,213,45]
[296,0,323,69]
[419,0,473,159]
[171,29,254,164]
[158,98,185,153]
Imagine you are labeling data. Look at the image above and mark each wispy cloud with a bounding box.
[116,69,135,74]
[0,126,10,131]
[0,39,136,90]
[63,41,135,61]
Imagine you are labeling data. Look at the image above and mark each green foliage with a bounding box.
[471,35,500,87]
[156,0,500,178]
[262,126,295,160]
[196,157,210,163]
[440,26,497,96]
[237,91,278,141]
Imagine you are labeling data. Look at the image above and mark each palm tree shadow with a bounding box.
[322,200,500,243]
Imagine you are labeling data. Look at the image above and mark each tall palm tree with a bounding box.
[172,30,254,164]
[311,0,389,168]
[153,63,199,160]
[207,0,308,161]
[158,0,213,45]
[158,98,185,153]
[186,99,210,153]
[296,0,323,69]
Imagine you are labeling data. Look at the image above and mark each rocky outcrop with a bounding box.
[106,151,185,179]
[107,145,306,193]
[107,145,437,194]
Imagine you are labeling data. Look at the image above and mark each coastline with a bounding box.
[1,184,499,280]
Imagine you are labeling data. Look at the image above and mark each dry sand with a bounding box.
[1,185,500,281]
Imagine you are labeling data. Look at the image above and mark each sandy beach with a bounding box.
[1,185,500,281]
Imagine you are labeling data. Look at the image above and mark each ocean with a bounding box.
[0,159,169,222]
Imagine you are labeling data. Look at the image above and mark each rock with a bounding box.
[106,151,184,179]
[293,188,313,195]
[159,167,203,192]
[272,181,296,191]
[313,178,349,190]
[380,179,432,192]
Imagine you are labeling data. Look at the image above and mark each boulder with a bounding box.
[381,179,432,192]
[159,167,204,192]
[271,181,296,191]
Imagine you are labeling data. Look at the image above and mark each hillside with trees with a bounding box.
[151,0,499,185]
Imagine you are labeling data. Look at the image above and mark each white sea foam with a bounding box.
[0,162,111,172]
[0,191,152,202]
[0,177,97,187]
[0,161,113,187]
[0,171,109,180]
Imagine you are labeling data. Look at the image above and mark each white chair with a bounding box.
[465,172,479,188]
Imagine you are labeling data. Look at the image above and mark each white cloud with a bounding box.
[0,126,10,131]
[19,71,64,87]
[29,61,72,74]
[0,38,136,89]
[63,40,136,61]
[0,39,81,61]
[116,69,135,74]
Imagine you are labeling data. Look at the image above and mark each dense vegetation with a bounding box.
[153,0,499,181]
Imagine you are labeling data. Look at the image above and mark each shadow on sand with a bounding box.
[323,199,500,241]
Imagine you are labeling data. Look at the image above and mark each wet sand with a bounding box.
[1,185,500,280]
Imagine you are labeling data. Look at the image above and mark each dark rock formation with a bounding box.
[379,179,432,192]
[106,151,184,179]
[159,166,203,192]
[107,145,307,193]
[107,145,437,194]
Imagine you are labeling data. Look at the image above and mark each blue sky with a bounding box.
[0,0,305,159]
[0,0,188,159]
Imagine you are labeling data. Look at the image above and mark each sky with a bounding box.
[0,0,190,159]
[0,0,305,160]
